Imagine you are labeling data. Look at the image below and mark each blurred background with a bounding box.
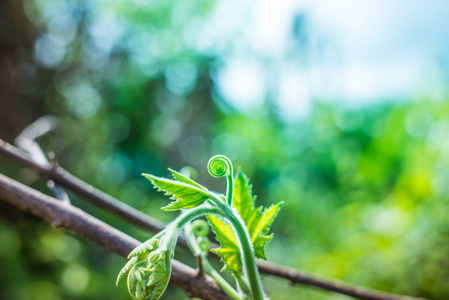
[1,0,449,299]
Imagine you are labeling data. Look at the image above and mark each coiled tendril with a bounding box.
[207,155,232,178]
[191,220,210,253]
[207,155,234,206]
[191,219,209,237]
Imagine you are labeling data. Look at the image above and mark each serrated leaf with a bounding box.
[128,237,160,258]
[207,215,240,273]
[208,170,283,275]
[143,173,212,211]
[168,169,208,191]
[250,203,282,259]
[116,256,138,286]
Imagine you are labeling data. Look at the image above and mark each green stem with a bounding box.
[226,208,264,300]
[226,170,234,206]
[208,195,265,300]
[205,260,246,300]
[160,196,265,300]
[235,274,251,296]
[160,206,223,251]
[221,156,234,206]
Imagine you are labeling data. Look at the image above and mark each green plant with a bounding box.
[117,155,282,300]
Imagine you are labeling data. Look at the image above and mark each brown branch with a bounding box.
[0,173,230,300]
[0,139,426,300]
[256,260,425,300]
[15,116,70,204]
[0,138,165,233]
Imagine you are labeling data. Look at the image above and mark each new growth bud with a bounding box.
[117,236,173,300]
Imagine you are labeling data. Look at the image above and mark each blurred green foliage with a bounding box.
[1,0,449,299]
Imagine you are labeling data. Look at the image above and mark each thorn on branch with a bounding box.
[48,151,60,169]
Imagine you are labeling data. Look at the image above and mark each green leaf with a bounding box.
[207,215,240,273]
[116,256,137,286]
[208,170,283,275]
[168,168,208,191]
[143,173,212,211]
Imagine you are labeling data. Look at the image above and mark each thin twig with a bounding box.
[14,116,70,204]
[256,260,425,300]
[0,173,230,300]
[0,139,427,300]
[0,138,165,233]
